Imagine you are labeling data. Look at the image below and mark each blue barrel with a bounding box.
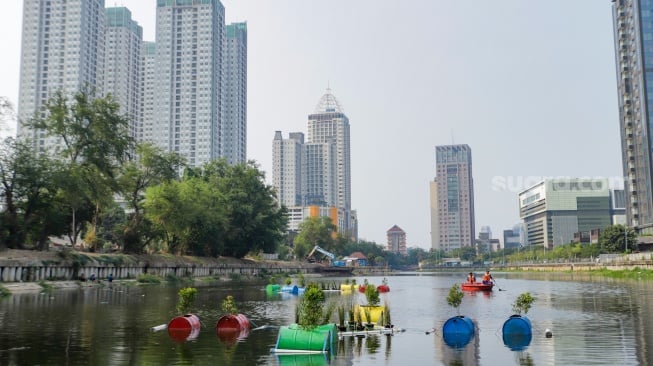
[502,315,533,351]
[281,285,298,294]
[442,316,475,348]
[502,315,532,335]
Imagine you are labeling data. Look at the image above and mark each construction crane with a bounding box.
[307,245,335,263]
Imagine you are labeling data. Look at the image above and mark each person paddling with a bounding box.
[467,272,476,283]
[482,270,493,285]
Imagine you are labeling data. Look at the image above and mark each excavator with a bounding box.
[306,245,350,273]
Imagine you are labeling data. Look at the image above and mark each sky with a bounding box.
[0,1,623,250]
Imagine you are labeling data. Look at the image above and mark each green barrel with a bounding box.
[275,324,337,352]
[266,284,280,294]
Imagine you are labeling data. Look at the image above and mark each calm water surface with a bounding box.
[0,272,651,365]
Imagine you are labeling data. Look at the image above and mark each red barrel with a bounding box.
[216,313,251,332]
[216,314,251,346]
[377,285,390,293]
[167,314,201,342]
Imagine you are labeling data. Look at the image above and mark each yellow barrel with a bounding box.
[340,284,360,292]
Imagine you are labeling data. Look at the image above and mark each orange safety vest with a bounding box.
[483,273,492,282]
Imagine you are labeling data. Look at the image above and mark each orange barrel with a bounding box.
[167,314,201,341]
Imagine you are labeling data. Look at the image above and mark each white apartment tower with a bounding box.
[272,131,304,207]
[154,0,225,167]
[104,7,142,141]
[140,42,157,144]
[222,22,247,165]
[307,89,351,210]
[18,0,106,151]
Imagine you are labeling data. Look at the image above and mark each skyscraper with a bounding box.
[104,7,142,141]
[272,89,356,239]
[430,144,475,252]
[613,0,653,234]
[18,0,106,151]
[141,42,157,144]
[223,22,247,165]
[153,0,225,167]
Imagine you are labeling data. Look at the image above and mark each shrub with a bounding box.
[512,292,535,315]
[176,287,198,314]
[447,285,464,314]
[221,295,238,315]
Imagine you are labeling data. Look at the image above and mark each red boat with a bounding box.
[461,282,494,291]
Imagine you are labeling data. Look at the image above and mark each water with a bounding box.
[0,272,651,365]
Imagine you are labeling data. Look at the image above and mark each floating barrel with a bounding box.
[216,314,251,346]
[266,284,281,293]
[502,314,532,335]
[443,330,473,348]
[340,284,359,292]
[275,323,337,352]
[502,315,533,351]
[442,316,475,337]
[355,305,384,323]
[216,313,251,332]
[167,314,201,341]
[377,285,390,293]
[358,285,368,293]
[281,285,299,294]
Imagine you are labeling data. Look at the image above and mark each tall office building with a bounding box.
[153,0,225,167]
[272,89,356,239]
[104,7,142,141]
[17,0,106,152]
[222,22,247,165]
[307,89,351,210]
[613,0,653,234]
[430,144,475,252]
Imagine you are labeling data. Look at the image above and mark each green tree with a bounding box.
[26,90,134,248]
[0,137,66,250]
[117,143,184,253]
[294,216,337,259]
[599,225,637,253]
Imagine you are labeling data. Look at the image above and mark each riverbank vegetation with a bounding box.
[0,91,287,259]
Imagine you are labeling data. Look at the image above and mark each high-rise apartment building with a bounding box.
[104,7,142,141]
[430,144,476,252]
[613,0,653,234]
[18,0,106,151]
[272,89,356,239]
[272,131,304,208]
[153,0,225,167]
[223,22,247,165]
[140,42,157,144]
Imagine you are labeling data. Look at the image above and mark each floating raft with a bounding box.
[337,327,405,338]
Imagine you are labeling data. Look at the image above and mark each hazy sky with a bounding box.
[0,1,622,250]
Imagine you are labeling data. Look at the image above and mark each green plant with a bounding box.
[297,284,326,330]
[221,295,238,315]
[447,284,464,314]
[269,275,277,284]
[38,281,54,293]
[364,283,380,306]
[512,292,535,315]
[323,301,336,324]
[0,286,10,298]
[383,301,392,326]
[298,273,306,287]
[363,307,372,325]
[285,277,292,286]
[176,287,198,314]
[337,305,346,327]
[137,273,162,284]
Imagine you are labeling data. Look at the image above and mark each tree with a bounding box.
[0,137,66,249]
[294,216,337,259]
[599,225,637,253]
[26,90,134,248]
[117,143,184,253]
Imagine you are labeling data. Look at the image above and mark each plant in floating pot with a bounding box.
[442,284,475,348]
[502,292,536,350]
[364,307,374,329]
[337,305,347,331]
[168,287,200,342]
[275,283,338,353]
[216,295,251,345]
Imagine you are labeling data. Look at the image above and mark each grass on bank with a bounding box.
[590,267,653,280]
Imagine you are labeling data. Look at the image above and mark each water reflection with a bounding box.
[2,274,653,365]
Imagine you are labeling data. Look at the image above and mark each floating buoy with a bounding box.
[442,315,475,348]
[545,328,553,338]
[167,314,201,342]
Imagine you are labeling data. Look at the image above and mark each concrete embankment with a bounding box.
[0,249,319,287]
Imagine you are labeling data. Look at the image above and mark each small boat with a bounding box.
[461,282,494,291]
